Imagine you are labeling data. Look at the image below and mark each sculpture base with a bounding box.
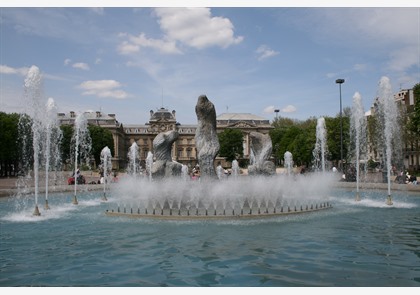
[44,200,50,210]
[105,202,333,220]
[355,192,361,202]
[33,205,41,216]
[386,195,393,206]
[72,195,78,205]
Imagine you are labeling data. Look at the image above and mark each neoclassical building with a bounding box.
[58,107,273,171]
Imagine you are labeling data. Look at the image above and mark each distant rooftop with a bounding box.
[217,113,269,122]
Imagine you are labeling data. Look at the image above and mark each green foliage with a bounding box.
[60,124,73,164]
[0,112,20,176]
[270,113,351,168]
[88,125,115,166]
[270,117,317,167]
[408,83,420,135]
[218,128,244,162]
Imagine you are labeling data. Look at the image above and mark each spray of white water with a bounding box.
[146,151,154,182]
[100,146,112,197]
[22,66,44,210]
[127,142,140,177]
[350,92,367,196]
[44,98,62,207]
[377,77,400,198]
[72,112,91,201]
[284,151,293,175]
[111,173,335,215]
[313,117,328,172]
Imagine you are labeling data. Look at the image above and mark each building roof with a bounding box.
[216,113,269,121]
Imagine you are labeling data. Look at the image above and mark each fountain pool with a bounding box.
[1,185,419,287]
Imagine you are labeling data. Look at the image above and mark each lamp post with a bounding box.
[274,109,279,120]
[336,79,345,172]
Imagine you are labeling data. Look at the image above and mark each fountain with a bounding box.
[181,165,189,181]
[127,142,140,178]
[71,112,91,205]
[350,92,367,202]
[21,66,44,216]
[377,77,400,205]
[231,159,240,178]
[100,146,112,201]
[43,98,62,210]
[105,95,333,220]
[145,151,153,182]
[313,117,328,173]
[284,151,293,175]
[4,90,419,287]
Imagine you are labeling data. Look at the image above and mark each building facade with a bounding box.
[58,108,273,172]
[366,87,419,172]
[394,88,419,171]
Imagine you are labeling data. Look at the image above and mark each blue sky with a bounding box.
[1,2,419,125]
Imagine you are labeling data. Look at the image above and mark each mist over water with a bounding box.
[111,172,336,213]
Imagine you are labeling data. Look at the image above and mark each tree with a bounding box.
[218,128,244,162]
[88,125,114,167]
[408,83,420,136]
[0,112,20,176]
[60,124,73,166]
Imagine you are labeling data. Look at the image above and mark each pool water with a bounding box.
[0,189,419,287]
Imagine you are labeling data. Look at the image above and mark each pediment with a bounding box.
[228,121,257,128]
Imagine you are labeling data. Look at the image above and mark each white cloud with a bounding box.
[64,58,71,66]
[95,58,102,65]
[118,33,181,55]
[0,65,29,76]
[282,105,297,113]
[72,62,90,71]
[263,105,276,114]
[387,45,419,72]
[78,80,128,99]
[117,7,243,55]
[292,8,419,74]
[256,45,279,61]
[155,7,244,50]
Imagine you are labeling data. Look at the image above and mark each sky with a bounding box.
[1,1,419,125]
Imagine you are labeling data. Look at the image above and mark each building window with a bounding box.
[178,149,184,158]
[186,148,192,158]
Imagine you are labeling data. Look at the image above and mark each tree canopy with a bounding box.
[218,128,244,162]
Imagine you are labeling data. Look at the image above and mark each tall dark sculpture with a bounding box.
[248,131,276,176]
[195,95,220,180]
[151,130,183,179]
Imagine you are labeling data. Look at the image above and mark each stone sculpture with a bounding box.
[151,130,183,179]
[247,131,276,176]
[195,95,220,180]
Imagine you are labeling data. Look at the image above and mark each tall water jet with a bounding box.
[71,112,91,205]
[284,151,293,175]
[377,77,400,205]
[181,165,189,181]
[146,151,153,182]
[313,117,328,173]
[22,66,44,216]
[128,142,139,177]
[232,160,239,178]
[350,92,367,202]
[100,146,112,201]
[43,97,62,209]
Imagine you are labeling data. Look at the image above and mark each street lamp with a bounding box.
[336,79,345,172]
[274,109,279,120]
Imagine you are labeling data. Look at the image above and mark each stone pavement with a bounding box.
[1,171,419,198]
